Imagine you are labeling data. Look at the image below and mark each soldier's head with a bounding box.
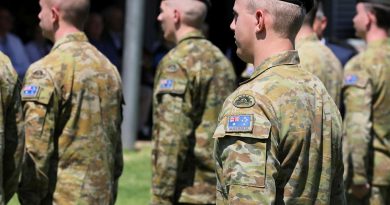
[353,0,390,38]
[313,2,327,39]
[230,0,309,63]
[302,0,319,27]
[0,7,13,36]
[157,0,208,43]
[38,0,90,41]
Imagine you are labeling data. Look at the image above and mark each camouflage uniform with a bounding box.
[152,30,237,205]
[296,34,343,107]
[213,51,346,204]
[343,38,390,205]
[18,32,123,205]
[0,52,24,204]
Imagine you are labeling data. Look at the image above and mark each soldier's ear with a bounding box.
[173,9,180,24]
[50,6,60,24]
[366,10,377,26]
[254,10,265,33]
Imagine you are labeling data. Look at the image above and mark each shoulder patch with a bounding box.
[21,85,40,98]
[233,94,255,108]
[159,79,174,90]
[226,114,253,133]
[166,65,178,72]
[31,70,46,79]
[344,74,358,85]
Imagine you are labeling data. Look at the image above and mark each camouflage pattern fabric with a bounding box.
[343,38,390,204]
[18,32,124,205]
[296,34,343,107]
[213,51,346,204]
[0,51,24,204]
[152,30,237,205]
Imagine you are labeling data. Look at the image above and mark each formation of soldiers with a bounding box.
[1,0,390,204]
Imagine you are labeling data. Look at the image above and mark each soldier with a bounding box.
[17,0,123,204]
[213,0,346,204]
[343,0,390,204]
[0,51,24,204]
[152,0,237,204]
[296,0,343,107]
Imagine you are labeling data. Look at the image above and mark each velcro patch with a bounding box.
[21,85,40,98]
[159,79,174,90]
[226,114,253,133]
[344,75,358,85]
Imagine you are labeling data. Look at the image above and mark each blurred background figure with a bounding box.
[296,0,343,108]
[0,7,29,79]
[102,5,124,74]
[24,25,51,64]
[85,12,120,67]
[313,2,357,66]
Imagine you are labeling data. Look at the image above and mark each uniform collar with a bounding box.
[295,33,319,48]
[52,32,88,51]
[241,50,300,85]
[177,30,205,44]
[367,38,390,49]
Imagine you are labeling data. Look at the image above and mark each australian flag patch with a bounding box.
[226,114,253,132]
[22,85,39,98]
[344,75,358,85]
[159,79,174,90]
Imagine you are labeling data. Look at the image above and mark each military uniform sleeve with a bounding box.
[195,61,236,172]
[151,65,192,205]
[343,60,372,186]
[18,68,58,204]
[213,100,274,205]
[3,78,25,202]
[112,119,124,204]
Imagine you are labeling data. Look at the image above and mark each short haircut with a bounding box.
[364,3,390,30]
[302,0,318,26]
[316,2,325,19]
[247,0,305,39]
[51,0,90,29]
[165,0,208,28]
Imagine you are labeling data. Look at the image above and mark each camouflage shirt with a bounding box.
[296,34,343,107]
[343,38,390,187]
[213,51,346,205]
[18,32,123,205]
[0,51,24,204]
[152,30,237,205]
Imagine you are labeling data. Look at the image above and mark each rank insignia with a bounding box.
[226,114,253,132]
[160,79,174,90]
[22,85,40,98]
[344,75,358,85]
[233,94,255,108]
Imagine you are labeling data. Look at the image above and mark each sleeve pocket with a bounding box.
[216,114,271,189]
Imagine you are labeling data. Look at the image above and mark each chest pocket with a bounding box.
[215,113,271,190]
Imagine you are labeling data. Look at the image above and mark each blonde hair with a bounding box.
[247,0,305,39]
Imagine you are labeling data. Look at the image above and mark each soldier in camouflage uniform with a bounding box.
[0,51,24,204]
[17,0,123,204]
[296,0,343,107]
[343,0,390,204]
[152,0,237,204]
[213,0,346,204]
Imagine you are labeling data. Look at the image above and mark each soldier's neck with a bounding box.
[365,26,389,43]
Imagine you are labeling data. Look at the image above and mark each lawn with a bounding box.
[8,141,152,205]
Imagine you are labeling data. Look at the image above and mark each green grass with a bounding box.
[8,142,152,205]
